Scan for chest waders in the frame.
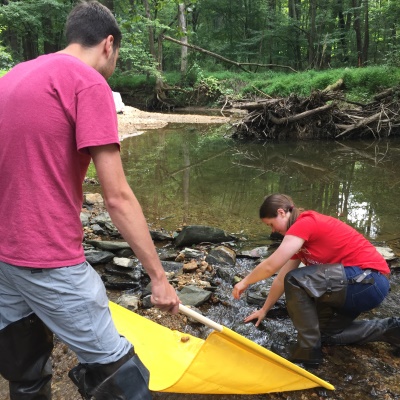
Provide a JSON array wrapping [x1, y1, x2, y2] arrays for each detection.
[[282, 263, 347, 366], [68, 347, 152, 400], [280, 263, 399, 366], [0, 314, 53, 399]]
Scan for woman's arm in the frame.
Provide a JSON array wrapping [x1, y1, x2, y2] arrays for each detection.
[[232, 234, 304, 326], [243, 259, 300, 326], [232, 235, 304, 298]]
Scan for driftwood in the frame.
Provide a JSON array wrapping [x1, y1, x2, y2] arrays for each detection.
[[230, 83, 400, 140]]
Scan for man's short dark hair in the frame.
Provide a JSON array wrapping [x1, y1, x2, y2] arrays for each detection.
[[65, 0, 122, 50]]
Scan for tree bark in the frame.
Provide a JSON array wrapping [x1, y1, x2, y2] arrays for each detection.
[[178, 3, 188, 74], [268, 103, 334, 125], [336, 0, 349, 63], [308, 0, 317, 68], [362, 0, 369, 65], [352, 0, 363, 66], [143, 0, 156, 60]]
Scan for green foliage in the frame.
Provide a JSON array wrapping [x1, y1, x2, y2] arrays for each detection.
[[109, 73, 156, 91], [180, 63, 227, 105], [86, 161, 97, 180], [219, 67, 400, 102], [112, 65, 400, 105], [0, 0, 70, 61], [116, 11, 167, 77], [0, 45, 13, 70], [342, 66, 400, 101], [1, 0, 399, 107]]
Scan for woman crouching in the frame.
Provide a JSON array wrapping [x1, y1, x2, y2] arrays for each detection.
[[232, 194, 397, 367]]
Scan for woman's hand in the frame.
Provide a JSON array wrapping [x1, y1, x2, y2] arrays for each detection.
[[232, 280, 249, 299], [244, 308, 268, 327]]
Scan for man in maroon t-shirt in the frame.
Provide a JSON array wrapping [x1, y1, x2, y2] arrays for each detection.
[[0, 2, 179, 399]]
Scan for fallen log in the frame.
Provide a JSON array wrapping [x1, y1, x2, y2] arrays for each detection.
[[233, 99, 282, 111], [322, 78, 344, 93], [268, 103, 334, 125]]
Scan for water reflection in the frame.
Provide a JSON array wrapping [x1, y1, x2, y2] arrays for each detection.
[[116, 124, 400, 248]]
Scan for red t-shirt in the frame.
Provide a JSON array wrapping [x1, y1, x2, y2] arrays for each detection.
[[287, 211, 389, 273], [0, 54, 119, 268]]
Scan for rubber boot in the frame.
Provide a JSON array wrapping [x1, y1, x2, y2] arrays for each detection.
[[69, 347, 152, 400], [323, 317, 400, 354], [279, 263, 348, 367], [0, 314, 54, 400]]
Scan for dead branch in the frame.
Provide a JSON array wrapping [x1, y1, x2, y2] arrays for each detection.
[[162, 35, 297, 73], [234, 99, 282, 111], [373, 87, 397, 101], [278, 155, 327, 171], [269, 103, 334, 125], [335, 112, 382, 138]]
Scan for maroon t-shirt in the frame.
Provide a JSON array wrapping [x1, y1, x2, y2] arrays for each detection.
[[0, 54, 119, 267], [287, 211, 389, 273]]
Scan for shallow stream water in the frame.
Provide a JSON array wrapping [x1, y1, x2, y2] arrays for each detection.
[[110, 124, 400, 399], [107, 124, 400, 249], [1, 123, 400, 399]]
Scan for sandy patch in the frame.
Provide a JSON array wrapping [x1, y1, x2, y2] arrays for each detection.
[[117, 106, 231, 139]]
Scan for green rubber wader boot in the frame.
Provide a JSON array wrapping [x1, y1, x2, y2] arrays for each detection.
[[282, 263, 348, 366], [69, 347, 152, 400], [0, 314, 54, 399]]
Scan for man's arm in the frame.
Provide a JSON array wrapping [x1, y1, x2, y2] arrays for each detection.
[[89, 144, 180, 313]]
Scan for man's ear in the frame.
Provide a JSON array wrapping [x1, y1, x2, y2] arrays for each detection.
[[104, 35, 114, 58]]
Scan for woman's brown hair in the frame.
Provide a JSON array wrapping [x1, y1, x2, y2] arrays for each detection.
[[259, 194, 300, 230]]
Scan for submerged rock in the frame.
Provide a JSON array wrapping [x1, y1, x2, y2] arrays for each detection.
[[174, 225, 236, 247], [205, 245, 236, 267]]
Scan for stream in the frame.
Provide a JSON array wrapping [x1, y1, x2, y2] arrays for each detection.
[[1, 123, 397, 400], [109, 124, 400, 400]]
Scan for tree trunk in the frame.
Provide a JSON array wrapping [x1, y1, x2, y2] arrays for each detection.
[[143, 0, 156, 59], [336, 0, 349, 63], [308, 0, 317, 68], [289, 0, 302, 69], [266, 0, 276, 64], [22, 33, 38, 61], [352, 0, 363, 66], [362, 0, 369, 65], [178, 3, 188, 74]]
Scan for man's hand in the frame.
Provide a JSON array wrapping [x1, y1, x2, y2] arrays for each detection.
[[150, 279, 180, 314]]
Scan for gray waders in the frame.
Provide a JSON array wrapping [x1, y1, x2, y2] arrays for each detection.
[[281, 263, 399, 366], [68, 347, 152, 400], [0, 314, 53, 399]]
